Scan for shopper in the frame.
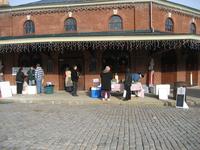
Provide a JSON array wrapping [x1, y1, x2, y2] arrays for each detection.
[[100, 66, 113, 101], [35, 64, 44, 94], [71, 65, 79, 96], [123, 68, 132, 101], [27, 66, 35, 85], [16, 67, 25, 94]]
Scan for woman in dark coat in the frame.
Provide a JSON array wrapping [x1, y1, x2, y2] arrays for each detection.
[[71, 65, 79, 96], [123, 68, 132, 100], [100, 66, 113, 101], [16, 67, 25, 94]]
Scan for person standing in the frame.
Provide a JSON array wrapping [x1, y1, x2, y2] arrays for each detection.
[[65, 67, 72, 92], [27, 66, 35, 85], [132, 72, 144, 82], [16, 67, 25, 94], [100, 66, 112, 101], [123, 68, 132, 101], [71, 65, 79, 96], [35, 64, 44, 94]]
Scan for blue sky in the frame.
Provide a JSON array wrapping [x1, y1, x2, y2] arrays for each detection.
[[9, 0, 200, 10]]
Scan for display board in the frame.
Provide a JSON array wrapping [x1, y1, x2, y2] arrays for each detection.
[[176, 95, 184, 107], [12, 67, 30, 76], [0, 81, 12, 98], [176, 87, 189, 109]]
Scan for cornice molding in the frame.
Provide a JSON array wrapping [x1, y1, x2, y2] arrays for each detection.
[[0, 0, 199, 16], [10, 3, 135, 16]]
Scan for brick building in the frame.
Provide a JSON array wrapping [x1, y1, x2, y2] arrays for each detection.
[[0, 0, 200, 90]]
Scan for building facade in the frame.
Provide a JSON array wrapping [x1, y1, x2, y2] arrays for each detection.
[[0, 0, 200, 90]]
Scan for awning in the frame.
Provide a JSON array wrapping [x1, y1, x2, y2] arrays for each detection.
[[0, 33, 200, 45], [0, 32, 200, 53]]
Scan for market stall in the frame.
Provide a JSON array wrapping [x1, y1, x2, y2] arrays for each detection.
[[111, 82, 144, 98]]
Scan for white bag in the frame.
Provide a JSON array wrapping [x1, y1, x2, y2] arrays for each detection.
[[105, 92, 108, 99], [123, 90, 127, 98]]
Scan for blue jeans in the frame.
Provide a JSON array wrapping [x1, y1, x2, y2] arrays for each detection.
[[36, 80, 43, 94]]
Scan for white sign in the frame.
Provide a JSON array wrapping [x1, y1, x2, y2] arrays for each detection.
[[12, 67, 31, 76], [0, 81, 12, 98], [176, 87, 189, 109], [93, 78, 99, 83], [177, 87, 186, 95]]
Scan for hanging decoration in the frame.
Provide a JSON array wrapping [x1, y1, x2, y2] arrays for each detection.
[[0, 39, 199, 54]]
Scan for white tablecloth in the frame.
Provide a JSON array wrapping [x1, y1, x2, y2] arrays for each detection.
[[111, 82, 144, 98]]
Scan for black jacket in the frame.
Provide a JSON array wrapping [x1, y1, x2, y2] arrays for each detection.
[[71, 69, 79, 82], [124, 72, 132, 87], [100, 72, 112, 90], [16, 70, 25, 83]]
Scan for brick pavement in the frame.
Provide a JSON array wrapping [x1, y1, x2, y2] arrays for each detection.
[[0, 102, 200, 150]]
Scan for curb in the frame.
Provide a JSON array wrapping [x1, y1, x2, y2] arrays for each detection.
[[163, 99, 200, 107]]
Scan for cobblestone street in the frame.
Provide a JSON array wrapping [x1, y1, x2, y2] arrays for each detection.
[[0, 102, 200, 150]]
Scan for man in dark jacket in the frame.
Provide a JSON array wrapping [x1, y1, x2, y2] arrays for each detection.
[[123, 68, 132, 100], [100, 66, 113, 101], [27, 66, 35, 85], [71, 65, 79, 96], [16, 67, 25, 94]]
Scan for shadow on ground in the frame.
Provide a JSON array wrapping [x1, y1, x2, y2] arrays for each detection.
[[187, 88, 200, 99], [0, 101, 13, 104]]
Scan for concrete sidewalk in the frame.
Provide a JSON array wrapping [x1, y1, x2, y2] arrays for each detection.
[[1, 88, 199, 107], [0, 91, 165, 106]]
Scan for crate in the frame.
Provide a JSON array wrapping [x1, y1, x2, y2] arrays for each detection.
[[90, 87, 101, 98], [44, 85, 54, 94]]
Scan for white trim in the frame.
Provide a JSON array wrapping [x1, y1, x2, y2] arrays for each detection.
[[0, 35, 200, 45], [0, 0, 200, 16]]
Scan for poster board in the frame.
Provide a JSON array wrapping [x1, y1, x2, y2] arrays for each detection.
[[176, 95, 184, 107], [155, 84, 170, 95], [0, 81, 12, 98], [12, 67, 30, 76], [176, 87, 189, 109]]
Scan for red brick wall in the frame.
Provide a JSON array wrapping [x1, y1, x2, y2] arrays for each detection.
[[0, 13, 12, 36], [196, 18, 200, 34], [152, 4, 200, 34], [1, 3, 199, 36], [10, 6, 136, 36], [0, 3, 199, 36], [135, 3, 150, 31]]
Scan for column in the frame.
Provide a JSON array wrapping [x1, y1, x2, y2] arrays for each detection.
[[153, 55, 161, 84], [176, 51, 186, 82], [197, 53, 200, 86]]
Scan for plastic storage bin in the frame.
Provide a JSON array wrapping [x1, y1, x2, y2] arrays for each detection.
[[44, 85, 54, 94], [91, 87, 101, 98]]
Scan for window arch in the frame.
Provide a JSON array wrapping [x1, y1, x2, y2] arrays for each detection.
[[190, 23, 196, 34], [109, 15, 123, 31], [64, 18, 77, 31], [24, 20, 35, 34], [165, 18, 174, 32]]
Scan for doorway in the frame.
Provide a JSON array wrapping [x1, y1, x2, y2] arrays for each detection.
[[186, 53, 198, 86], [58, 52, 85, 90], [161, 51, 177, 84]]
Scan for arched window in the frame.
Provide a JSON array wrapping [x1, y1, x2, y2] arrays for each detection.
[[64, 18, 77, 31], [190, 23, 196, 34], [109, 15, 123, 31], [165, 18, 174, 32], [24, 20, 35, 34]]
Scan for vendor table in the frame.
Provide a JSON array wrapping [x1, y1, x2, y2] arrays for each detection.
[[111, 82, 144, 98]]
